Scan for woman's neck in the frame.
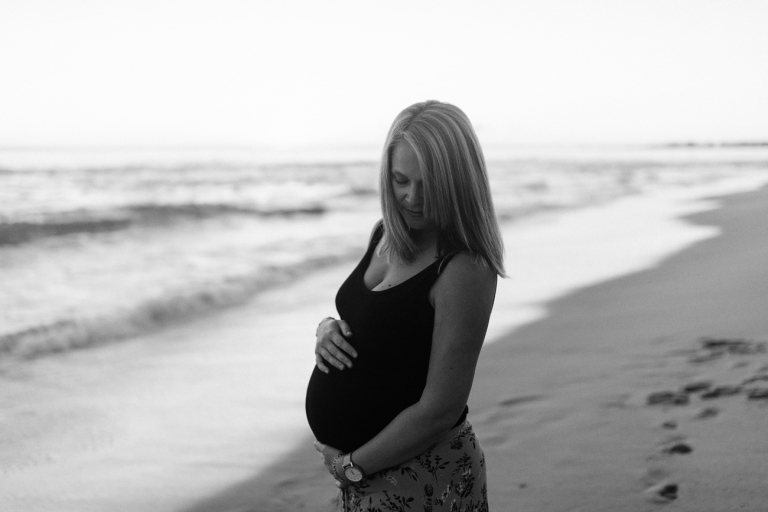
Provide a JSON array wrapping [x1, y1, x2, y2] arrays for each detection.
[[408, 226, 439, 254]]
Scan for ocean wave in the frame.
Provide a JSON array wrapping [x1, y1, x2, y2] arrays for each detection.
[[0, 252, 358, 361], [0, 218, 131, 246], [125, 202, 327, 221], [0, 203, 328, 246]]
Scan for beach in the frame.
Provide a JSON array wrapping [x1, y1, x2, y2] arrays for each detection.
[[1, 150, 768, 511], [472, 184, 768, 510], [178, 185, 768, 511]]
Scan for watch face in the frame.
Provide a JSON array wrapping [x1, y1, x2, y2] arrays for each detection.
[[344, 466, 363, 482]]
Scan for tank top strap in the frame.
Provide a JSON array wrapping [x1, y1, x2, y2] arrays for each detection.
[[369, 220, 385, 247], [436, 250, 460, 276]]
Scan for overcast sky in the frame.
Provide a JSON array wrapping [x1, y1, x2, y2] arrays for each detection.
[[1, 0, 766, 148]]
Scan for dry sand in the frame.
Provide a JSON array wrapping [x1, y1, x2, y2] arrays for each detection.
[[182, 186, 768, 512]]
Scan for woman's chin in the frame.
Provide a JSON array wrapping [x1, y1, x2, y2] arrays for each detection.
[[405, 218, 436, 233]]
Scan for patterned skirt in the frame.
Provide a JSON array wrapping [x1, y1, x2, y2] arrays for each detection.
[[339, 421, 489, 512]]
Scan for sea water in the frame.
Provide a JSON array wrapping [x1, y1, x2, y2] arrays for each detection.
[[1, 145, 767, 360]]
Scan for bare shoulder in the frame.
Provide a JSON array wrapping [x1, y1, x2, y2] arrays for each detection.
[[432, 252, 497, 306], [440, 252, 497, 287]]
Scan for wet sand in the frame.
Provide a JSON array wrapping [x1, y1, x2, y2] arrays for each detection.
[[182, 185, 768, 512]]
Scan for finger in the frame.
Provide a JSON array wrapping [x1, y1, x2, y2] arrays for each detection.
[[332, 336, 358, 359], [313, 441, 325, 453], [336, 319, 354, 338], [317, 346, 347, 371], [315, 354, 330, 374], [325, 338, 354, 367]]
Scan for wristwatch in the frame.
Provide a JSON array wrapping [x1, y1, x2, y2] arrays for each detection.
[[342, 453, 365, 482]]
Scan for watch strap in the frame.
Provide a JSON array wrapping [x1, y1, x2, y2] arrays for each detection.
[[331, 452, 343, 480]]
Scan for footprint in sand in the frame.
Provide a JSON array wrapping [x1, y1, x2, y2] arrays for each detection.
[[641, 468, 679, 504], [695, 406, 720, 419], [647, 483, 679, 503], [687, 337, 767, 364], [662, 443, 693, 455], [681, 381, 713, 394], [647, 435, 694, 460], [746, 388, 768, 400], [742, 374, 768, 385], [700, 385, 743, 399], [647, 391, 689, 406], [660, 420, 677, 430], [497, 394, 545, 407], [479, 394, 546, 435]]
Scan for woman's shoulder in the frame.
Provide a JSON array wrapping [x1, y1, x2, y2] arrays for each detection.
[[441, 251, 496, 276], [434, 252, 497, 298]]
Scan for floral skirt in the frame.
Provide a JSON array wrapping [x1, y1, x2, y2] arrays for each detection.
[[339, 421, 488, 512]]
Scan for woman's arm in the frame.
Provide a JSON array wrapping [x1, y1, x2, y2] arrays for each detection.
[[348, 252, 497, 476]]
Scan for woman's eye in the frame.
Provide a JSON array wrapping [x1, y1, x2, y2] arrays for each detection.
[[393, 176, 408, 185]]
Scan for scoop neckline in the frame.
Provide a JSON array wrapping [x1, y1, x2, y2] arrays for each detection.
[[358, 242, 443, 295]]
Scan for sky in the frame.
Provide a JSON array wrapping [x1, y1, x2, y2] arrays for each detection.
[[0, 0, 766, 148]]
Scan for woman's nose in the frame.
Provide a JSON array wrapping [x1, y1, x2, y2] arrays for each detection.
[[405, 184, 422, 205]]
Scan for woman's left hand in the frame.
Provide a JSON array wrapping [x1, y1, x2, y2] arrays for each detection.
[[314, 441, 349, 488]]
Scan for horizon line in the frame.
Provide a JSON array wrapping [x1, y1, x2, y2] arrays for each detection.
[[2, 141, 768, 152]]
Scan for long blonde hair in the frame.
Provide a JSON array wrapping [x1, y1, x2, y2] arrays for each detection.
[[379, 100, 506, 277]]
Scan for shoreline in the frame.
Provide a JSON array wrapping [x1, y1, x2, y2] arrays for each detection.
[[2, 177, 767, 511]]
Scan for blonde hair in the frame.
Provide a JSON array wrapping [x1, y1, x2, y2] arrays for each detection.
[[379, 100, 506, 277]]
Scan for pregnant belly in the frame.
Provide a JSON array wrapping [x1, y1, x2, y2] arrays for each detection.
[[305, 365, 421, 453]]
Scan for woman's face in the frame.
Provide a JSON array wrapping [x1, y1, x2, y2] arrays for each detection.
[[390, 141, 436, 232]]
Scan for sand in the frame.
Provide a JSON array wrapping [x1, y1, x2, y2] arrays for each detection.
[[2, 180, 768, 512], [182, 185, 768, 512], [471, 185, 768, 511]]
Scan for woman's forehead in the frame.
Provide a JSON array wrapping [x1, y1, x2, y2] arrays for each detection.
[[391, 141, 421, 176]]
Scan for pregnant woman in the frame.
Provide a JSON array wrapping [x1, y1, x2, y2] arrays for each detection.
[[306, 100, 505, 511]]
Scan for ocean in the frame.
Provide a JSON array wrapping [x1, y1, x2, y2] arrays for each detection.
[[1, 145, 766, 361]]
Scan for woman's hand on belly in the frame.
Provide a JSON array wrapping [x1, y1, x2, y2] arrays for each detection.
[[314, 441, 352, 488], [315, 317, 357, 373]]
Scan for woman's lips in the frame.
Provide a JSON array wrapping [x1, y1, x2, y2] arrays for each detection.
[[403, 207, 424, 216]]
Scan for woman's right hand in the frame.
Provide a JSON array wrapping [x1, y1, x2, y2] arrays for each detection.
[[315, 317, 357, 373]]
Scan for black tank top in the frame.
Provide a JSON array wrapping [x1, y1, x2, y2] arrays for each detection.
[[305, 223, 468, 453]]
